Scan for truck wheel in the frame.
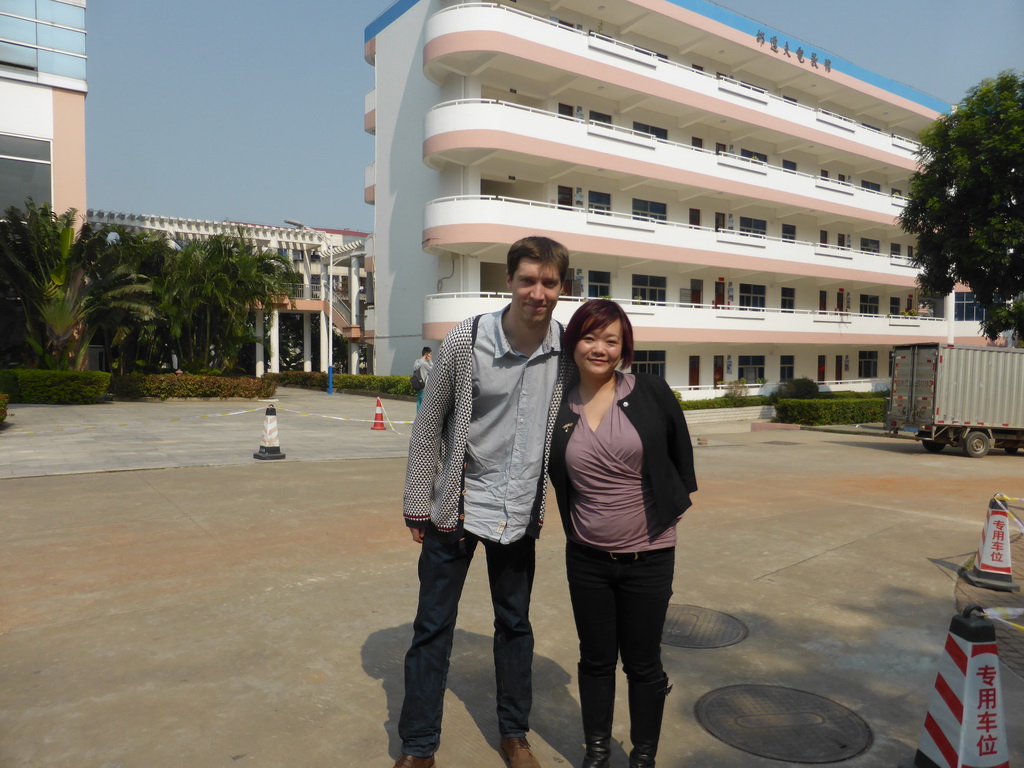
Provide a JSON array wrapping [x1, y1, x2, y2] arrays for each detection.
[[961, 431, 992, 458], [922, 440, 945, 453]]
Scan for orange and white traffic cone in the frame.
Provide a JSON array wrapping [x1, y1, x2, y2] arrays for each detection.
[[253, 404, 286, 460], [371, 396, 387, 431], [915, 605, 1009, 768], [961, 495, 1020, 593]]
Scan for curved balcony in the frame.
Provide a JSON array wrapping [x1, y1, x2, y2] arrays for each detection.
[[422, 196, 918, 285], [426, 99, 907, 221], [424, 3, 924, 168], [422, 292, 951, 345]]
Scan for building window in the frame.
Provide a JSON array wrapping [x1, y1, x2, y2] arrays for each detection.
[[890, 297, 901, 315], [689, 208, 701, 227], [740, 148, 767, 163], [557, 185, 573, 209], [837, 233, 848, 248], [588, 190, 611, 213], [632, 198, 667, 221], [860, 238, 880, 253], [954, 292, 988, 322], [781, 286, 795, 311], [589, 110, 613, 125], [780, 355, 795, 382], [739, 217, 767, 236], [739, 283, 766, 309], [0, 134, 52, 210], [738, 355, 765, 382], [859, 294, 880, 314], [890, 243, 902, 256], [858, 351, 879, 378], [819, 230, 828, 245], [782, 159, 797, 172], [691, 136, 704, 149], [632, 274, 666, 304], [588, 270, 611, 298], [860, 179, 881, 192], [632, 350, 666, 377], [714, 212, 726, 231], [891, 187, 903, 197], [715, 142, 727, 155], [781, 223, 796, 241], [558, 103, 574, 118], [633, 121, 668, 140]]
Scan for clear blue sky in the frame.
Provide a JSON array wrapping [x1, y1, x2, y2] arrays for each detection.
[[85, 0, 1022, 233]]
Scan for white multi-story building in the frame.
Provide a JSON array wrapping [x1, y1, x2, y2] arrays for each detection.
[[364, 0, 993, 393], [1, 0, 87, 215], [86, 211, 371, 375]]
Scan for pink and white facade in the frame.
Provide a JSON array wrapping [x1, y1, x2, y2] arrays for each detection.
[[364, 0, 990, 393]]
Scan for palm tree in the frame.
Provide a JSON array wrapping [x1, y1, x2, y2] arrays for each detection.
[[0, 201, 157, 370]]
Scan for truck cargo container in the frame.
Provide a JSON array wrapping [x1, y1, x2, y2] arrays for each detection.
[[887, 344, 1024, 458]]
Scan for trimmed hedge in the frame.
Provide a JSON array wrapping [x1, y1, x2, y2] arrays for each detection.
[[0, 370, 23, 403], [676, 395, 772, 411], [9, 370, 111, 404], [0, 393, 7, 425], [264, 371, 416, 397], [110, 374, 277, 400], [774, 397, 887, 426]]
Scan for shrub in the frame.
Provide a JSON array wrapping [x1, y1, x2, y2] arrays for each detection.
[[0, 370, 21, 403], [769, 376, 819, 404], [774, 397, 886, 426], [12, 370, 111, 404], [677, 395, 772, 411], [263, 371, 328, 390], [265, 372, 417, 397], [110, 374, 277, 400], [0, 393, 7, 425]]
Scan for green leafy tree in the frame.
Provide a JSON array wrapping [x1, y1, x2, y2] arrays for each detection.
[[0, 202, 157, 370], [157, 231, 297, 372], [899, 70, 1024, 341]]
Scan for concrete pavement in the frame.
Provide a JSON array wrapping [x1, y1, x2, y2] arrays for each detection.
[[1, 389, 1023, 767]]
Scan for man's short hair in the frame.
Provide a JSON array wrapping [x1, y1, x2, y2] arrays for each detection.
[[506, 236, 570, 283], [421, 346, 432, 355]]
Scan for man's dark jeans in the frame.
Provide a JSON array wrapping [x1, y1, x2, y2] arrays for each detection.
[[566, 541, 675, 682], [398, 527, 536, 756]]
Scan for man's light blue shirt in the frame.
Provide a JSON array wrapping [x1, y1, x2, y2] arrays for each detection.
[[463, 308, 561, 544]]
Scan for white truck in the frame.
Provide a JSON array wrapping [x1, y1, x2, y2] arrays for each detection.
[[887, 343, 1024, 458]]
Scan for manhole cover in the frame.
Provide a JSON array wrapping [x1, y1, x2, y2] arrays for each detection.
[[764, 440, 800, 445], [662, 605, 748, 648], [695, 685, 872, 763]]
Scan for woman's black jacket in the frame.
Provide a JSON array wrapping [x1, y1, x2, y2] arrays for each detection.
[[547, 372, 698, 541]]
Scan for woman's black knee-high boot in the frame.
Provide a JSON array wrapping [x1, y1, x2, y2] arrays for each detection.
[[628, 675, 671, 768], [578, 669, 615, 768]]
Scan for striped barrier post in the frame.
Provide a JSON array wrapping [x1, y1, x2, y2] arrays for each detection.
[[915, 605, 1009, 768]]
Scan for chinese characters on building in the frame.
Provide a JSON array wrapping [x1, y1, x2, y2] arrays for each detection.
[[756, 29, 831, 72]]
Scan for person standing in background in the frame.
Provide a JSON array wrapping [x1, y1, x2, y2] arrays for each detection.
[[412, 347, 432, 411]]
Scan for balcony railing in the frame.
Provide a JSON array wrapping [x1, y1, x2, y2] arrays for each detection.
[[428, 99, 910, 205], [428, 3, 923, 152], [423, 195, 916, 273]]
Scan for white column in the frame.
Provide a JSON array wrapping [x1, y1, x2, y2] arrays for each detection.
[[945, 291, 956, 344], [302, 313, 312, 372], [255, 310, 265, 377], [269, 309, 281, 374], [319, 309, 329, 372]]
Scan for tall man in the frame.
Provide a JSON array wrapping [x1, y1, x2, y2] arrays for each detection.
[[393, 237, 572, 768]]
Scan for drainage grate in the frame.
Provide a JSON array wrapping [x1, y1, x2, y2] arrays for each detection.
[[662, 605, 748, 649], [694, 685, 872, 763]]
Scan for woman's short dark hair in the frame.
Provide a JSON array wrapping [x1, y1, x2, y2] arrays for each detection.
[[506, 236, 570, 283], [564, 299, 635, 369]]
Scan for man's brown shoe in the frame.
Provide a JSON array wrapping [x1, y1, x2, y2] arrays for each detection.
[[500, 737, 541, 768], [392, 755, 435, 768]]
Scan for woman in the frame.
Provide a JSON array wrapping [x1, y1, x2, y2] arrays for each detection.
[[548, 299, 697, 768], [412, 346, 432, 411]]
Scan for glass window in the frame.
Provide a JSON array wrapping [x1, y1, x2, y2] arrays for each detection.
[[36, 24, 85, 54], [0, 133, 50, 161], [738, 355, 765, 381], [739, 217, 766, 236], [589, 110, 612, 125], [557, 185, 573, 209], [781, 223, 796, 241], [688, 208, 701, 227], [859, 237, 880, 253], [0, 156, 52, 210], [859, 294, 880, 314], [588, 190, 611, 213], [0, 40, 37, 69], [36, 1, 86, 29], [691, 137, 703, 149], [858, 351, 878, 378], [890, 243, 902, 256], [632, 198, 666, 221], [782, 159, 797, 172], [740, 148, 767, 163], [632, 274, 666, 304], [890, 297, 901, 315], [860, 179, 881, 192], [739, 283, 766, 309], [0, 13, 35, 44], [558, 103, 574, 118], [37, 49, 85, 78], [588, 270, 610, 298], [780, 355, 795, 382], [0, 0, 35, 16], [633, 121, 667, 140], [632, 350, 666, 377], [781, 286, 795, 311], [954, 292, 988, 322]]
